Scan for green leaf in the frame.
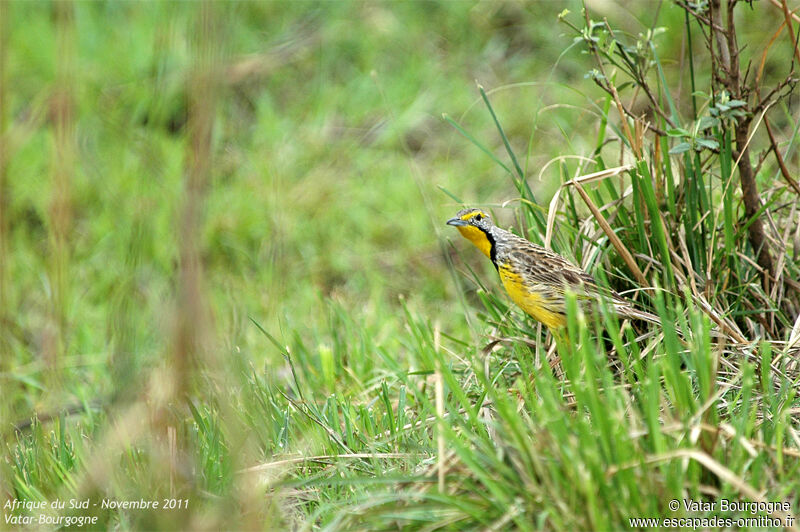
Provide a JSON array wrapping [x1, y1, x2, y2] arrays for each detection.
[[695, 138, 719, 150], [669, 142, 691, 154], [697, 116, 719, 129], [667, 128, 690, 137]]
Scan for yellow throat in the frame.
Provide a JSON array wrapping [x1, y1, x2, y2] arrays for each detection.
[[455, 225, 493, 259]]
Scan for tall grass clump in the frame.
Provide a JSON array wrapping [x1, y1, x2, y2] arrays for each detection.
[[324, 2, 800, 529]]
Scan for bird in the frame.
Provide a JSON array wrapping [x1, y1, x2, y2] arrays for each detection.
[[447, 208, 660, 331]]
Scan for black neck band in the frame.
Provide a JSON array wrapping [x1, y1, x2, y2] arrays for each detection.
[[483, 229, 498, 270]]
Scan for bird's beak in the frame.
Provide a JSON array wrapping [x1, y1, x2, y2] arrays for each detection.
[[446, 217, 467, 227]]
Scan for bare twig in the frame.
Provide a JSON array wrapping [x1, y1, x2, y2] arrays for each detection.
[[764, 115, 800, 195], [754, 74, 797, 114], [676, 0, 726, 32], [582, 10, 641, 159], [604, 21, 677, 129], [774, 0, 800, 63]]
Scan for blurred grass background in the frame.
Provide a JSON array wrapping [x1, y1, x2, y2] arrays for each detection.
[[3, 0, 597, 409], [2, 1, 800, 530]]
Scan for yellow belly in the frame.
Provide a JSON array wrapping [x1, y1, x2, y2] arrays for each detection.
[[498, 265, 566, 329]]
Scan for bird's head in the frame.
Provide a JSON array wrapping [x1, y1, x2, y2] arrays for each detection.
[[446, 208, 495, 259]]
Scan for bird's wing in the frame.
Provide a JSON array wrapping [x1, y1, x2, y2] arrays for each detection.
[[502, 236, 660, 323]]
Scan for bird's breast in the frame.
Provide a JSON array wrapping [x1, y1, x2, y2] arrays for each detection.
[[497, 262, 566, 329]]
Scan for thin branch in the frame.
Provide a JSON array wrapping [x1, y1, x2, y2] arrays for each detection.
[[582, 10, 641, 159], [604, 21, 677, 129], [764, 115, 800, 196], [772, 0, 800, 61], [754, 74, 797, 114], [591, 78, 668, 136], [676, 0, 726, 32]]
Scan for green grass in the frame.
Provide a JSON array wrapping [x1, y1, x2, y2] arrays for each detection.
[[3, 1, 800, 530]]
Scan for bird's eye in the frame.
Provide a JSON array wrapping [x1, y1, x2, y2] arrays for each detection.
[[475, 214, 483, 221]]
